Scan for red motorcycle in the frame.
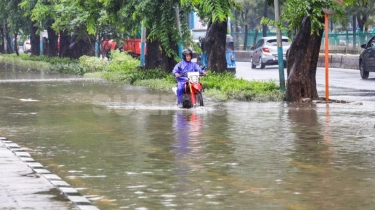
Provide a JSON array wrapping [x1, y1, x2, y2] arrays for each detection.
[[173, 71, 204, 109]]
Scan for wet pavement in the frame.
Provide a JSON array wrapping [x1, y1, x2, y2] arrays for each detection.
[[0, 137, 79, 209], [0, 63, 101, 209]]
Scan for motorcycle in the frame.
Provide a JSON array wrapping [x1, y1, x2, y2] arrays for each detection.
[[173, 71, 204, 109]]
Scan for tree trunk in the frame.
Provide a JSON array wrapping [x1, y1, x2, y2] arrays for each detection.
[[242, 24, 248, 51], [145, 39, 161, 70], [352, 15, 357, 48], [160, 34, 178, 72], [30, 22, 40, 56], [286, 16, 323, 102], [59, 30, 70, 58], [161, 51, 177, 73], [205, 20, 227, 72], [241, 9, 249, 51], [69, 38, 95, 59], [0, 27, 3, 53], [47, 27, 58, 57], [59, 32, 94, 59], [14, 33, 19, 56], [6, 36, 13, 53], [356, 15, 367, 46], [356, 15, 367, 32], [3, 20, 8, 54], [252, 29, 259, 48], [81, 38, 95, 56]]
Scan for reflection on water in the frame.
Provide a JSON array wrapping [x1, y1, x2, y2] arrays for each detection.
[[1, 63, 375, 209], [0, 62, 85, 81]]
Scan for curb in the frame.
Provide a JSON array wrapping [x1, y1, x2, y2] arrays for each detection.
[[0, 136, 99, 210]]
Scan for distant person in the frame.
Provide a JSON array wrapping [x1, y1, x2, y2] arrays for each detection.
[[102, 38, 117, 60], [199, 37, 205, 52]]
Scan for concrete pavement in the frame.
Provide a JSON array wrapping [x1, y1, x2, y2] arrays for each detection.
[[0, 137, 99, 210]]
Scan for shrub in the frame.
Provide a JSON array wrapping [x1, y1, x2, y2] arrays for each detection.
[[201, 71, 282, 101], [16, 54, 74, 65], [79, 55, 108, 73], [107, 50, 139, 73], [49, 63, 83, 75], [0, 52, 284, 102], [0, 54, 50, 70]]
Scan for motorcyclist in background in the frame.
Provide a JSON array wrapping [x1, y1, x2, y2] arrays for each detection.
[[172, 49, 206, 108]]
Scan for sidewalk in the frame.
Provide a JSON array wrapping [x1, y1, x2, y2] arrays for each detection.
[[0, 137, 98, 210]]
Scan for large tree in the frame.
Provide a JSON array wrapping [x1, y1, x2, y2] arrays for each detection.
[[1, 0, 30, 54], [29, 0, 96, 58], [185, 0, 239, 72], [77, 0, 192, 71], [280, 0, 350, 102]]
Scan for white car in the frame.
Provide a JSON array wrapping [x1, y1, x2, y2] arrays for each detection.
[[250, 36, 291, 69], [23, 39, 31, 53]]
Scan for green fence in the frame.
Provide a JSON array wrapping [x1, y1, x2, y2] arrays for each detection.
[[232, 30, 375, 54], [232, 31, 289, 50]]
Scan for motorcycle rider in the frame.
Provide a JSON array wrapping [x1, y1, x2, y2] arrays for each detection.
[[172, 49, 206, 108]]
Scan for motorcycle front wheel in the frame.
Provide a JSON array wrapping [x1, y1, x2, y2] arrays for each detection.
[[195, 92, 204, 106]]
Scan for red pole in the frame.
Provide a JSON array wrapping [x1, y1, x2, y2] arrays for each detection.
[[325, 13, 329, 102]]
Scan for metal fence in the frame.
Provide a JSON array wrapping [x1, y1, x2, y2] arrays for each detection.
[[232, 30, 375, 54]]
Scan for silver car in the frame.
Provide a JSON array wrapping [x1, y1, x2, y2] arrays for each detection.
[[250, 36, 291, 69]]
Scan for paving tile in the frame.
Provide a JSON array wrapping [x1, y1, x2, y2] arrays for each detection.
[[14, 152, 31, 157], [67, 196, 91, 204], [27, 162, 44, 168], [59, 187, 79, 194], [33, 168, 51, 174], [51, 180, 71, 187], [42, 174, 62, 180]]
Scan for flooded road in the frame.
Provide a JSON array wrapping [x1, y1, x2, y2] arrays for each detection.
[[0, 63, 375, 210]]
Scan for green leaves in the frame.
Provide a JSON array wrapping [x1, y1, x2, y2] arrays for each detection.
[[30, 1, 50, 21], [282, 0, 350, 35], [182, 0, 235, 23]]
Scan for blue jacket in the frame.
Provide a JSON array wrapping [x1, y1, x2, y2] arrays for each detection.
[[172, 60, 205, 83]]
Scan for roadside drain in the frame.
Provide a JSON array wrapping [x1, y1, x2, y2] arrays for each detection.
[[0, 136, 99, 210]]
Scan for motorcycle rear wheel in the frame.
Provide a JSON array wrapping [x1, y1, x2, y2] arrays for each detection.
[[195, 92, 204, 106]]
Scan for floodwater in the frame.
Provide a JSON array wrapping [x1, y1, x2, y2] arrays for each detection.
[[1, 63, 375, 210]]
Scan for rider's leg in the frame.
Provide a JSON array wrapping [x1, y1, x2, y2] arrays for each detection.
[[176, 81, 185, 105]]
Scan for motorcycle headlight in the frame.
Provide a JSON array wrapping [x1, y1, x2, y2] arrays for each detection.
[[231, 55, 235, 61]]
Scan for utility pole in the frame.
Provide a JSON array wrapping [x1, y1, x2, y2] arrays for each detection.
[[322, 0, 343, 102], [140, 22, 146, 66], [274, 0, 285, 92], [3, 20, 8, 53]]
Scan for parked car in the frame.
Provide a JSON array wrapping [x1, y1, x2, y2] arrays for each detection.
[[23, 39, 31, 53], [359, 36, 375, 79], [250, 36, 291, 69]]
